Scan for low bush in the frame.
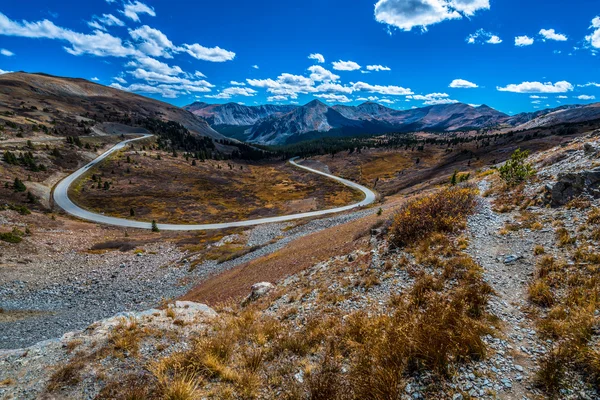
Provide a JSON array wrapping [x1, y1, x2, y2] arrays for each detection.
[[389, 186, 478, 247]]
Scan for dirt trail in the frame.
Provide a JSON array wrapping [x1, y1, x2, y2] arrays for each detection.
[[467, 183, 554, 399]]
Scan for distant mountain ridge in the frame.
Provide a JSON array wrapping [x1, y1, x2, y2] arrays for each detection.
[[186, 99, 600, 145], [186, 99, 510, 145]]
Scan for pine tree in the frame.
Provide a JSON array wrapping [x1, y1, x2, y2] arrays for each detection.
[[13, 177, 26, 192], [151, 220, 160, 232], [450, 170, 458, 186], [130, 208, 135, 217]]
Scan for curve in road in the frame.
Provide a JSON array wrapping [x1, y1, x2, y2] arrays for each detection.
[[53, 134, 377, 231]]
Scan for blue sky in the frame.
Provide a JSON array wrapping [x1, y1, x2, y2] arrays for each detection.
[[0, 0, 598, 115]]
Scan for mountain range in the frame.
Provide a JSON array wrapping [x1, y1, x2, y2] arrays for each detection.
[[1, 72, 599, 147], [186, 99, 600, 145], [0, 72, 223, 139]]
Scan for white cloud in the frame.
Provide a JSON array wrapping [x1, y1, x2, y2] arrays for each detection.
[[308, 53, 325, 63], [515, 35, 534, 46], [252, 65, 259, 69], [408, 92, 460, 105], [366, 65, 391, 71], [467, 29, 502, 44], [127, 56, 183, 76], [315, 93, 352, 103], [379, 99, 395, 104], [315, 82, 353, 94], [308, 65, 339, 82], [497, 81, 574, 93], [121, 1, 155, 22], [113, 76, 127, 84], [0, 48, 14, 56], [230, 80, 245, 86], [332, 60, 361, 71], [539, 28, 567, 42], [586, 17, 600, 49], [129, 25, 174, 58], [449, 78, 478, 88], [88, 14, 124, 31], [578, 82, 600, 88], [374, 0, 489, 32], [352, 81, 413, 95], [576, 95, 596, 100], [0, 12, 136, 57], [91, 77, 99, 81], [529, 95, 547, 99], [181, 43, 235, 62], [194, 71, 206, 78], [0, 69, 11, 74], [206, 86, 257, 99], [267, 95, 288, 102], [556, 95, 568, 99], [531, 100, 541, 104], [247, 73, 317, 99]]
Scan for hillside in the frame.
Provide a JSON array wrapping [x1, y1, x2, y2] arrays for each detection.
[[0, 72, 223, 140], [186, 99, 512, 145]]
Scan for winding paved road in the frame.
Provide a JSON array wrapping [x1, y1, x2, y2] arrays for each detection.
[[53, 134, 377, 231]]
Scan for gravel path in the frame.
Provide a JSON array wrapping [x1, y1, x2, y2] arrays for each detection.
[[0, 208, 375, 349]]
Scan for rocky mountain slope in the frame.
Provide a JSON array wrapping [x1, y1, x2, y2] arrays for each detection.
[[184, 99, 512, 145], [0, 72, 223, 139], [185, 102, 296, 126], [187, 98, 600, 145]]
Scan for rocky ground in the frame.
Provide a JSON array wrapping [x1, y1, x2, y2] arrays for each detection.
[[0, 206, 374, 349], [1, 133, 599, 399]]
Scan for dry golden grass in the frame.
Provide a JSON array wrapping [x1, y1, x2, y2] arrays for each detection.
[[70, 151, 362, 224], [389, 186, 478, 247]]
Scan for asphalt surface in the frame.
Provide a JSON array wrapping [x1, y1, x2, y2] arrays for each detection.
[[53, 135, 377, 231]]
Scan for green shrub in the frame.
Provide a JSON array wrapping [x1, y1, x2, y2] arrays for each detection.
[[499, 148, 535, 186]]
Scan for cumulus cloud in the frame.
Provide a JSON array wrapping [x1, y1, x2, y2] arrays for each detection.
[[308, 65, 339, 82], [0, 48, 14, 56], [352, 81, 413, 95], [181, 43, 235, 62], [194, 71, 206, 78], [206, 86, 257, 99], [91, 77, 99, 81], [252, 65, 259, 69], [496, 81, 574, 93], [467, 29, 502, 44], [379, 99, 395, 104], [332, 60, 361, 71], [111, 82, 180, 98], [449, 79, 478, 88], [578, 82, 600, 88], [267, 95, 288, 102], [129, 25, 174, 58], [529, 95, 547, 99], [374, 0, 490, 32], [0, 68, 11, 74], [0, 12, 136, 57], [556, 95, 568, 99], [539, 28, 568, 42], [88, 14, 124, 31], [113, 76, 127, 84], [247, 73, 317, 99], [127, 56, 183, 76], [515, 35, 534, 46], [315, 93, 352, 103], [408, 92, 458, 105], [121, 1, 155, 22], [586, 17, 600, 49], [315, 82, 353, 94], [366, 65, 391, 71], [230, 80, 245, 86], [576, 95, 596, 100], [308, 53, 325, 63]]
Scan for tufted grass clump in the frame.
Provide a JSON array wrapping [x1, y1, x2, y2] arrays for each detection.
[[389, 186, 478, 247]]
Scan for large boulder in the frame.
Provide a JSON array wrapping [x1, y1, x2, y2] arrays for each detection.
[[550, 167, 600, 206], [241, 282, 275, 306]]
